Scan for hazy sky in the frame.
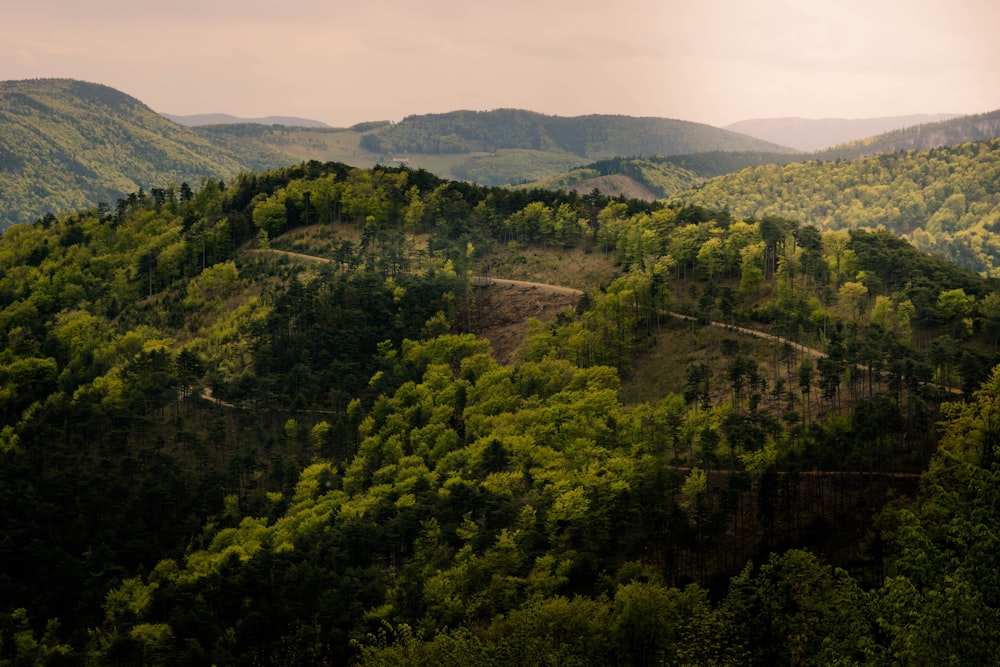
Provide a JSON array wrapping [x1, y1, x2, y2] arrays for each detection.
[[3, 0, 998, 127]]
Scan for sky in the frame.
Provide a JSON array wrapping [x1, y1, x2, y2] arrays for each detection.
[[3, 0, 998, 128]]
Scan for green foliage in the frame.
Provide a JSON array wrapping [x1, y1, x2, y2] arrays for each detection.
[[362, 109, 792, 160], [0, 79, 296, 229], [7, 141, 1000, 665], [673, 138, 1000, 275], [815, 109, 1000, 160], [519, 156, 704, 199]]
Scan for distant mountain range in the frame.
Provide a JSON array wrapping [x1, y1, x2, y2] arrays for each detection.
[[2, 78, 999, 231], [162, 112, 331, 128], [361, 109, 796, 158], [0, 80, 796, 228], [724, 114, 962, 152]]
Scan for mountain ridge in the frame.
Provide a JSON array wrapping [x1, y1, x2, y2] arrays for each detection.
[[725, 113, 962, 152], [162, 112, 331, 128], [361, 108, 798, 159]]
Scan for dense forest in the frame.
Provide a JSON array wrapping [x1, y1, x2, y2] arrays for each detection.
[[674, 138, 1000, 276], [1, 158, 1000, 665]]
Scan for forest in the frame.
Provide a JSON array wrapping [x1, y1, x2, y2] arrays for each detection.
[[675, 138, 1000, 276], [358, 109, 792, 159], [1, 158, 999, 665]]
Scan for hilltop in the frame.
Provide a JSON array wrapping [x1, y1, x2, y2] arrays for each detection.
[[362, 108, 795, 158]]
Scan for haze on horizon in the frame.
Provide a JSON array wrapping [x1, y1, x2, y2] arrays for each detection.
[[2, 0, 998, 128]]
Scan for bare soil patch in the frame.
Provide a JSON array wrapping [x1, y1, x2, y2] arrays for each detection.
[[471, 278, 583, 364]]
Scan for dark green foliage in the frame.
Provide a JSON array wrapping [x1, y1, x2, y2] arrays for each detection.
[[675, 137, 1000, 274], [361, 109, 794, 158], [6, 149, 1000, 665]]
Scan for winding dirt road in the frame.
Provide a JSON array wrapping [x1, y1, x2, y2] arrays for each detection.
[[254, 248, 831, 359]]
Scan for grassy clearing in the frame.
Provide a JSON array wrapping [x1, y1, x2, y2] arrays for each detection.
[[481, 242, 621, 291]]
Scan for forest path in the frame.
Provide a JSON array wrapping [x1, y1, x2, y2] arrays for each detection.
[[666, 312, 828, 360], [252, 248, 832, 361]]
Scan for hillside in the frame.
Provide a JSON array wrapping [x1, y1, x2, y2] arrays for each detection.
[[0, 79, 300, 228], [0, 80, 802, 226], [2, 160, 1000, 663], [515, 156, 702, 199], [520, 112, 1000, 202], [815, 109, 1000, 160], [361, 108, 796, 159], [671, 138, 1000, 275], [725, 113, 961, 152], [517, 153, 803, 201]]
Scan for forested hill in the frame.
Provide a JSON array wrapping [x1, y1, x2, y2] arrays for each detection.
[[0, 79, 298, 229], [724, 113, 962, 152], [516, 152, 803, 200], [673, 137, 1000, 275], [3, 159, 1000, 662], [814, 109, 1000, 160], [359, 108, 797, 158]]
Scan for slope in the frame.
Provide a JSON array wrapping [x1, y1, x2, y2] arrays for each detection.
[[814, 109, 1000, 160], [162, 112, 330, 127], [0, 78, 298, 229], [725, 113, 961, 152], [361, 108, 797, 159]]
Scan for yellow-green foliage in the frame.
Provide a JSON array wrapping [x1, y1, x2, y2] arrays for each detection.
[[674, 138, 1000, 275]]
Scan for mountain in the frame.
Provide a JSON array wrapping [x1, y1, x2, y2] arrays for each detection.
[[725, 113, 961, 152], [162, 112, 331, 128], [361, 108, 797, 159], [0, 79, 299, 229]]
